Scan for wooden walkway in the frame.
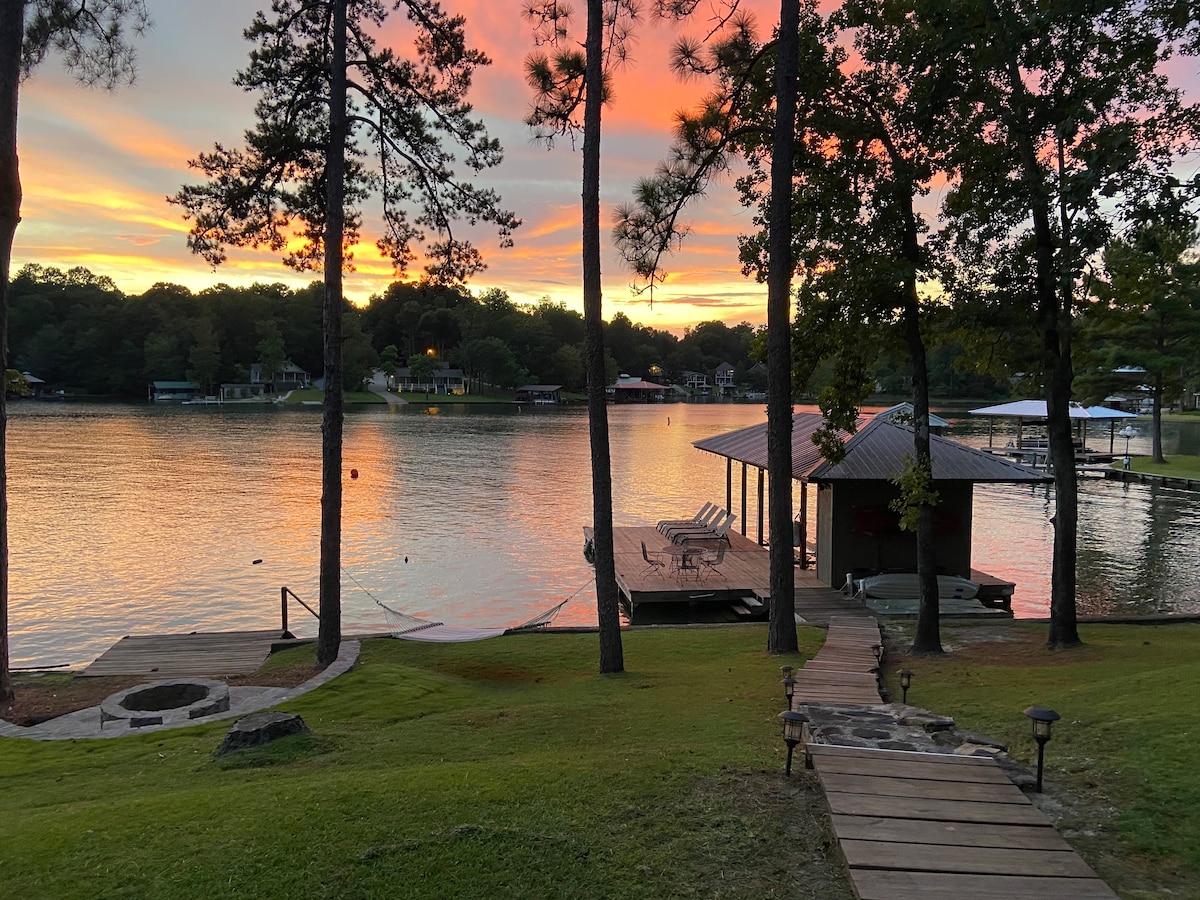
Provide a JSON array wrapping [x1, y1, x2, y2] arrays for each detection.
[[809, 744, 1117, 898], [82, 631, 281, 677], [792, 616, 883, 706]]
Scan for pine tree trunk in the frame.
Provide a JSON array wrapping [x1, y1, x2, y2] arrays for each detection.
[[899, 195, 942, 654], [583, 0, 623, 674], [766, 0, 799, 655], [0, 0, 23, 701], [904, 295, 942, 654], [317, 0, 348, 667]]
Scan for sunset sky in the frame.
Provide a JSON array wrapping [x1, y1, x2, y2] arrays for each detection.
[[15, 1, 783, 334]]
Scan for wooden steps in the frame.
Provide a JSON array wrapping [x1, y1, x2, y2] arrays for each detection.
[[809, 744, 1117, 899]]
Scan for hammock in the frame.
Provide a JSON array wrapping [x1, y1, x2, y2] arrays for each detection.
[[344, 567, 583, 643], [378, 598, 571, 643]]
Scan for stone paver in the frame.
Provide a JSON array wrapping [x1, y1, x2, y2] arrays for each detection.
[[0, 640, 359, 741]]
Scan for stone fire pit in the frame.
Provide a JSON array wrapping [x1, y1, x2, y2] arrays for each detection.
[[100, 678, 231, 729]]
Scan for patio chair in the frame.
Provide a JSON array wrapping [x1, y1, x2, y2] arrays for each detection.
[[658, 503, 718, 537], [698, 543, 727, 579], [640, 541, 666, 577]]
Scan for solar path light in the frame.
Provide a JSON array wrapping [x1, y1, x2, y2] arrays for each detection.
[[899, 668, 912, 704], [779, 710, 810, 776], [1024, 705, 1061, 793]]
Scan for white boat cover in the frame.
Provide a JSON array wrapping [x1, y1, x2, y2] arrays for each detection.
[[857, 574, 979, 600]]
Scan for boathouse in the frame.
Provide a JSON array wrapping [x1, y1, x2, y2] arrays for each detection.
[[692, 411, 1051, 589]]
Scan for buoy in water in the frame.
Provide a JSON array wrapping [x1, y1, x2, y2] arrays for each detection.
[[350, 468, 359, 479]]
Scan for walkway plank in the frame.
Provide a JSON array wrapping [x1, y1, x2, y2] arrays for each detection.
[[824, 792, 1049, 826], [830, 815, 1070, 851], [841, 840, 1098, 877], [850, 871, 1117, 899], [815, 754, 1014, 784], [820, 772, 1032, 804]]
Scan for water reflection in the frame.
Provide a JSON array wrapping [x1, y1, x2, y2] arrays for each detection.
[[6, 402, 1200, 668]]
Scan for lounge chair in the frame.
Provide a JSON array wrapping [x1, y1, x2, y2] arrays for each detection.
[[658, 503, 720, 537], [675, 512, 737, 544], [667, 513, 729, 542], [656, 502, 714, 533], [662, 506, 725, 540], [640, 541, 666, 577]]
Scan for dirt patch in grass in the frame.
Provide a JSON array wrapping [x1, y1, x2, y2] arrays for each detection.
[[886, 622, 1102, 667], [3, 660, 324, 727]]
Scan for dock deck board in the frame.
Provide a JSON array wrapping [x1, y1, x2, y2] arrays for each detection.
[[82, 630, 280, 677]]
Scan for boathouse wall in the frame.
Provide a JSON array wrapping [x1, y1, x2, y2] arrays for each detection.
[[815, 480, 974, 586]]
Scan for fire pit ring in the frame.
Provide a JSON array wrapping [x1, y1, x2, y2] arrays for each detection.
[[100, 678, 231, 729]]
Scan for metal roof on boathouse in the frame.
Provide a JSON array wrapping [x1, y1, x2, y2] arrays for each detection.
[[692, 412, 1050, 484]]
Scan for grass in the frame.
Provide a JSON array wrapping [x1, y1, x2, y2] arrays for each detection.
[[0, 627, 852, 900], [396, 391, 514, 404], [282, 389, 386, 405], [885, 620, 1200, 898], [1122, 455, 1200, 479]]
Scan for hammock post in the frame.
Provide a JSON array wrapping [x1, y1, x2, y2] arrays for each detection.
[[281, 586, 295, 640]]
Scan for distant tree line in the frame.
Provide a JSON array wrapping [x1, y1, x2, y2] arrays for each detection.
[[7, 265, 778, 398]]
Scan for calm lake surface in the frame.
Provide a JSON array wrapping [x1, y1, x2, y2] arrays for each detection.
[[8, 401, 1200, 669]]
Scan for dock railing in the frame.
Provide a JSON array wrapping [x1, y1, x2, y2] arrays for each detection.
[[280, 586, 319, 639]]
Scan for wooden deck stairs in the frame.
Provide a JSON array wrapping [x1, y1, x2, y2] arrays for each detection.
[[809, 744, 1117, 898]]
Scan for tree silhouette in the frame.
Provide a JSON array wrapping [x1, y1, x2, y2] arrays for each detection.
[[172, 0, 518, 665], [0, 0, 150, 700]]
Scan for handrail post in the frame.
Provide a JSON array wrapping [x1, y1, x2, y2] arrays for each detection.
[[281, 585, 295, 639]]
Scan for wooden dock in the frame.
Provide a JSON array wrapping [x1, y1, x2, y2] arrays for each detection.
[[792, 616, 883, 706], [809, 743, 1117, 898], [612, 526, 773, 616], [82, 631, 282, 677]]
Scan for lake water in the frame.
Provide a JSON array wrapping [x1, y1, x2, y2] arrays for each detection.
[[7, 401, 1200, 669]]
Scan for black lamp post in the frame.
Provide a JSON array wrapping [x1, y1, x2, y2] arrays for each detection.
[[779, 710, 810, 776], [782, 674, 796, 709], [899, 668, 912, 704], [1120, 424, 1136, 469], [1024, 705, 1060, 793]]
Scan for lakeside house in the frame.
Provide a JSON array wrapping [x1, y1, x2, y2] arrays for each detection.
[[394, 362, 466, 395]]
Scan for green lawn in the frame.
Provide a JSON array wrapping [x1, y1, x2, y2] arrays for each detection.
[[0, 628, 851, 900], [1124, 455, 1200, 479], [9, 623, 1198, 897], [396, 391, 514, 404], [282, 388, 386, 405], [886, 621, 1200, 897]]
